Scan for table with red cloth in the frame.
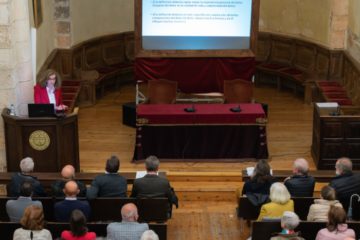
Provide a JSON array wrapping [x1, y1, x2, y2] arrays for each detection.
[[133, 103, 268, 162]]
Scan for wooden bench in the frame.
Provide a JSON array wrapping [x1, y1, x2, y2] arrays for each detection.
[[0, 197, 169, 223], [241, 169, 347, 183], [0, 222, 167, 240], [255, 32, 344, 104], [237, 196, 315, 221], [252, 220, 360, 240]]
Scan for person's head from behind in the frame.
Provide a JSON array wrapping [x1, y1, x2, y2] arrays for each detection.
[[20, 181, 33, 197], [20, 205, 45, 230], [321, 185, 336, 201], [61, 165, 75, 180], [105, 155, 120, 173], [269, 182, 291, 204], [327, 205, 347, 232], [140, 230, 159, 240], [39, 69, 61, 88], [20, 157, 34, 174], [63, 180, 79, 198], [335, 157, 352, 176], [252, 159, 271, 183], [145, 155, 160, 172], [121, 203, 138, 222], [281, 211, 300, 231], [70, 209, 88, 237], [293, 158, 309, 175]]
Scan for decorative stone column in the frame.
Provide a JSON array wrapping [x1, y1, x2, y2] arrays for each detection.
[[54, 0, 71, 48], [329, 0, 349, 49], [0, 0, 34, 171]]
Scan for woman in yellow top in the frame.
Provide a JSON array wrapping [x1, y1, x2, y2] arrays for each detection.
[[258, 182, 294, 220]]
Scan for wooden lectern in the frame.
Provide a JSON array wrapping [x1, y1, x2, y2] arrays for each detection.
[[2, 108, 80, 172]]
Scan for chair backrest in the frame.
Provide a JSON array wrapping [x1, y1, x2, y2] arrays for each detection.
[[223, 79, 253, 103], [147, 79, 177, 104]]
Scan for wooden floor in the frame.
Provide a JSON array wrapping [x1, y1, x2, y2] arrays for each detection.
[[77, 83, 314, 240]]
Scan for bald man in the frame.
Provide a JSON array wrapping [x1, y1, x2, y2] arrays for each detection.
[[51, 165, 86, 197], [284, 158, 315, 197], [107, 203, 149, 240], [54, 180, 91, 222], [330, 157, 360, 211]]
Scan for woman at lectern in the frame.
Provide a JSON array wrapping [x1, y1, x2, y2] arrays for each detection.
[[34, 69, 68, 111]]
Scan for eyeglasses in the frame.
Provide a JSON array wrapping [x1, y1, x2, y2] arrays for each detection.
[[48, 76, 57, 80]]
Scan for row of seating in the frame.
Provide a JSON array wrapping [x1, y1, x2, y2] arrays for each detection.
[[237, 196, 360, 221], [0, 197, 169, 223], [315, 80, 354, 106], [0, 222, 167, 240], [251, 220, 360, 240]]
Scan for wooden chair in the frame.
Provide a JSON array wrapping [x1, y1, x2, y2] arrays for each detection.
[[223, 79, 253, 103], [147, 79, 178, 104]]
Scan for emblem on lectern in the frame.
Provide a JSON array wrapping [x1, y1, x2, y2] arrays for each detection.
[[29, 130, 50, 151]]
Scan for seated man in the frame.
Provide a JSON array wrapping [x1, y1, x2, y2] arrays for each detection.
[[330, 157, 360, 211], [86, 155, 127, 199], [51, 164, 86, 197], [107, 203, 149, 240], [131, 156, 177, 215], [270, 211, 304, 240], [8, 157, 46, 197], [6, 182, 43, 222], [54, 180, 91, 222], [284, 158, 315, 197]]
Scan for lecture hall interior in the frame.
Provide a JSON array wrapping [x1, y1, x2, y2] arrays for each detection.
[[1, 0, 360, 239]]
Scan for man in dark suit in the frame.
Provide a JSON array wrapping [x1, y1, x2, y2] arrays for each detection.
[[284, 158, 315, 197], [54, 180, 91, 222], [8, 157, 46, 197], [51, 164, 86, 197], [131, 156, 176, 216], [86, 155, 127, 199], [330, 157, 360, 211]]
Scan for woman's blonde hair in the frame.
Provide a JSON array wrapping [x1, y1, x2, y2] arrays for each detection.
[[20, 205, 45, 231], [270, 182, 291, 204], [38, 69, 62, 88]]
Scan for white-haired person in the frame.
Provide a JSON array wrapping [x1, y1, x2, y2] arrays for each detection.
[[140, 230, 159, 240], [270, 211, 304, 240], [307, 185, 343, 221], [8, 157, 46, 197], [284, 158, 315, 197], [257, 182, 294, 220]]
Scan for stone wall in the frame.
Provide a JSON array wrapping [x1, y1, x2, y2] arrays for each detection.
[[259, 0, 349, 49], [347, 0, 360, 63], [0, 0, 34, 171]]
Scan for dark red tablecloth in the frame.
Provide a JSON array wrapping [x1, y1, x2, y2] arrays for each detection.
[[133, 104, 268, 161], [137, 103, 265, 125]]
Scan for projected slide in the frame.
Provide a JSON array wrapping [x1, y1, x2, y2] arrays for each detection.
[[142, 0, 252, 50]]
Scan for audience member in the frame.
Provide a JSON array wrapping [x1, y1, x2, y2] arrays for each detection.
[[61, 209, 96, 240], [52, 164, 86, 197], [270, 211, 304, 240], [315, 205, 355, 240], [329, 157, 360, 211], [257, 182, 294, 220], [6, 182, 43, 222], [131, 156, 176, 215], [13, 205, 52, 240], [86, 155, 127, 199], [242, 159, 275, 196], [141, 230, 159, 240], [107, 203, 149, 240], [8, 157, 46, 197], [284, 158, 315, 197], [307, 185, 343, 221], [54, 181, 91, 222]]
